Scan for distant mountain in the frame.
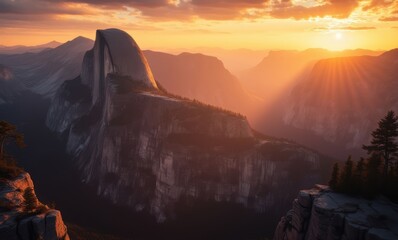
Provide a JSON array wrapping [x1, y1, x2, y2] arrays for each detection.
[[282, 49, 398, 156], [240, 48, 382, 100], [0, 36, 94, 98], [243, 48, 384, 158], [144, 50, 259, 115], [0, 41, 62, 54], [162, 47, 269, 74]]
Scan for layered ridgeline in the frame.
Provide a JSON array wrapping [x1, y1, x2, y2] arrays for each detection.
[[0, 35, 257, 118], [0, 172, 69, 240], [283, 50, 398, 157], [0, 37, 94, 100], [144, 50, 258, 116], [273, 185, 398, 240], [46, 28, 329, 222], [0, 41, 62, 55]]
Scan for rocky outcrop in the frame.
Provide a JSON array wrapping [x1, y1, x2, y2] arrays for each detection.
[[0, 173, 69, 240], [273, 185, 398, 240], [46, 28, 328, 221]]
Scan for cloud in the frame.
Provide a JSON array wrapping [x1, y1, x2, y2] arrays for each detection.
[[362, 0, 394, 11], [58, 0, 271, 20], [378, 6, 398, 21], [0, 0, 273, 21], [190, 0, 266, 8], [380, 16, 398, 21], [270, 0, 359, 19], [313, 26, 376, 31], [58, 0, 268, 8], [0, 0, 395, 31], [0, 0, 86, 15], [54, 0, 168, 8]]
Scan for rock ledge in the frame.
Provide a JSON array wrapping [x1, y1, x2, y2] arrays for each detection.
[[274, 185, 398, 240]]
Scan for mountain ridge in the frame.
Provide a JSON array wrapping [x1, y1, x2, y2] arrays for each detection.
[[282, 48, 398, 156], [0, 41, 63, 55]]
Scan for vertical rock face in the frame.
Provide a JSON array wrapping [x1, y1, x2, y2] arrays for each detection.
[[0, 173, 69, 240], [46, 28, 328, 221], [273, 185, 398, 240], [87, 29, 158, 103]]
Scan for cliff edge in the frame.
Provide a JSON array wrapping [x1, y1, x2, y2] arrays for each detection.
[[274, 185, 398, 240]]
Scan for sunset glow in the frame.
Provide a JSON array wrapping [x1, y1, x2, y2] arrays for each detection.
[[1, 0, 397, 51]]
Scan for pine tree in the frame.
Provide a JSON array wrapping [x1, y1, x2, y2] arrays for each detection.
[[353, 157, 365, 194], [363, 111, 398, 177], [0, 121, 25, 161], [23, 187, 38, 212], [364, 155, 382, 198], [340, 156, 354, 193], [329, 163, 340, 190]]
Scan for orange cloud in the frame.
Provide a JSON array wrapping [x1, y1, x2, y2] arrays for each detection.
[[362, 0, 394, 11], [380, 16, 398, 21], [270, 0, 359, 19], [313, 26, 376, 31], [0, 0, 87, 15]]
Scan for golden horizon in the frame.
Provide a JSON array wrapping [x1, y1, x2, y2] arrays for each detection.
[[1, 0, 398, 51]]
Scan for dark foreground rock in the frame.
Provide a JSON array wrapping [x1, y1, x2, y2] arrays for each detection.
[[0, 173, 69, 240], [274, 185, 398, 240]]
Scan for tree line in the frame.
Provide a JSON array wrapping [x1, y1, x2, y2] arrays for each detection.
[[329, 111, 398, 201]]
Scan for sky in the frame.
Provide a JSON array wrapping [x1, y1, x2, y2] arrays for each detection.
[[0, 0, 398, 51]]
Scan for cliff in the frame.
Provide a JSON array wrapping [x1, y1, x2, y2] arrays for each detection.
[[273, 185, 398, 240], [0, 172, 69, 240], [46, 28, 328, 222]]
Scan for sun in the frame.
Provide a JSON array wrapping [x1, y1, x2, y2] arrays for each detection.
[[335, 32, 343, 40]]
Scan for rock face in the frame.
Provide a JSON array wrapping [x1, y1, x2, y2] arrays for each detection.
[[273, 185, 398, 240], [0, 173, 69, 240], [283, 50, 398, 152], [46, 28, 328, 221], [0, 65, 21, 104]]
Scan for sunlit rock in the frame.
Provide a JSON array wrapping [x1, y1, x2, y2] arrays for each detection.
[[0, 173, 69, 240]]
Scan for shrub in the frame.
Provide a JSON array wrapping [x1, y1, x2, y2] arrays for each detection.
[[23, 187, 38, 212], [0, 157, 24, 180]]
